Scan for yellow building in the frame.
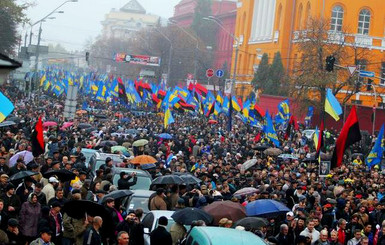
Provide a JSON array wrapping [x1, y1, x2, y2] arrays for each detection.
[[232, 0, 385, 107]]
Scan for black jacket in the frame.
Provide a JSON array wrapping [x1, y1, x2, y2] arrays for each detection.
[[118, 176, 137, 190], [150, 226, 172, 245], [83, 227, 102, 245]]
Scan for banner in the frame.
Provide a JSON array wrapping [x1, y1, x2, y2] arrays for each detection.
[[115, 53, 161, 67]]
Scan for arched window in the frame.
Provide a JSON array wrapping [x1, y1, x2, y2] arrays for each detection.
[[330, 6, 344, 32], [358, 9, 371, 35]]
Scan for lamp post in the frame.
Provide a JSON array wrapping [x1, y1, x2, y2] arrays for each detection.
[[154, 28, 173, 86], [32, 0, 78, 91], [168, 20, 199, 81], [370, 84, 377, 136], [203, 16, 239, 95]]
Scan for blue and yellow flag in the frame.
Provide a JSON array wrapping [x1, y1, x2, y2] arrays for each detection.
[[0, 92, 14, 123], [231, 96, 242, 112], [366, 124, 384, 168], [325, 88, 342, 121], [277, 99, 290, 123], [164, 102, 175, 129], [264, 111, 280, 146]]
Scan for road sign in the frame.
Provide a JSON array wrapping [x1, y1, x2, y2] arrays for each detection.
[[206, 69, 214, 78], [347, 66, 357, 75], [359, 70, 375, 78], [216, 69, 224, 78]]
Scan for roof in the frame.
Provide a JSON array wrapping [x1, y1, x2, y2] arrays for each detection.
[[190, 227, 267, 244], [120, 0, 146, 14], [103, 11, 159, 25], [0, 53, 22, 69]]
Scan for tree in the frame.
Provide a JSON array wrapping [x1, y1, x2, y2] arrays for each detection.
[[0, 0, 30, 54], [266, 52, 287, 96], [252, 53, 270, 89], [290, 17, 369, 112], [191, 0, 217, 49]]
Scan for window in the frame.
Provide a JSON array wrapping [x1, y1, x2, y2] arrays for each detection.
[[330, 6, 344, 32], [381, 62, 385, 84], [358, 9, 371, 35]]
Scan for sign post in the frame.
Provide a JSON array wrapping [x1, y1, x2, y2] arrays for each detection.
[[359, 70, 375, 78], [206, 69, 214, 78]]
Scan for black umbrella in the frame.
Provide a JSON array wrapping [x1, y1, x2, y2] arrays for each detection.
[[0, 121, 16, 127], [99, 190, 133, 203], [78, 123, 92, 129], [9, 171, 38, 182], [94, 114, 107, 119], [179, 174, 202, 185], [171, 208, 213, 225], [43, 169, 76, 182], [152, 175, 184, 185], [62, 200, 109, 219], [99, 141, 118, 147], [254, 145, 269, 151], [233, 217, 269, 230], [7, 117, 21, 123]]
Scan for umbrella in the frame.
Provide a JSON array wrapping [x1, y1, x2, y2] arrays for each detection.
[[278, 154, 298, 160], [7, 117, 21, 123], [100, 190, 133, 203], [242, 159, 257, 170], [351, 153, 364, 160], [152, 175, 184, 185], [157, 133, 173, 140], [172, 208, 213, 225], [61, 122, 74, 130], [9, 171, 38, 182], [62, 200, 110, 220], [208, 119, 218, 125], [111, 146, 129, 156], [0, 121, 16, 127], [132, 139, 149, 147], [99, 141, 118, 147], [203, 201, 246, 225], [246, 199, 290, 217], [43, 121, 57, 127], [126, 129, 140, 135], [76, 110, 88, 115], [131, 155, 157, 169], [9, 150, 34, 167], [78, 123, 92, 129], [43, 169, 76, 182], [263, 148, 283, 156], [254, 145, 269, 151], [234, 187, 258, 197], [94, 114, 107, 119], [179, 174, 202, 185], [233, 217, 269, 230]]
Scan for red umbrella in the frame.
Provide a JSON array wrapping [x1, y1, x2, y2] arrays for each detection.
[[208, 120, 218, 125], [43, 121, 57, 127], [61, 122, 74, 130], [203, 201, 246, 225]]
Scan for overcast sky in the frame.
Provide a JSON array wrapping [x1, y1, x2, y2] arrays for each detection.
[[20, 0, 180, 51]]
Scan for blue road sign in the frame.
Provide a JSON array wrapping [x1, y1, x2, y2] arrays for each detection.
[[359, 70, 375, 78], [216, 69, 224, 78]]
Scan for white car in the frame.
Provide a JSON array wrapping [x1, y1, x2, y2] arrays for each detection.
[[142, 210, 176, 245]]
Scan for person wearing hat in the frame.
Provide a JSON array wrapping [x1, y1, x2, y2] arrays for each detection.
[[6, 218, 24, 244], [16, 176, 35, 203], [0, 174, 9, 193], [99, 157, 114, 172], [30, 227, 54, 245], [49, 201, 63, 244], [0, 156, 9, 174], [8, 158, 26, 177], [19, 193, 41, 243], [1, 183, 21, 219], [41, 157, 53, 175], [42, 176, 59, 204], [150, 216, 172, 245], [117, 171, 137, 190]]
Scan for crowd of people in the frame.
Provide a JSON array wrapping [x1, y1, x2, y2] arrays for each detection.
[[0, 84, 383, 245]]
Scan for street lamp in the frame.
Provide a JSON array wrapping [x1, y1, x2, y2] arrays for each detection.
[[168, 20, 199, 81], [203, 16, 239, 95], [154, 28, 173, 87]]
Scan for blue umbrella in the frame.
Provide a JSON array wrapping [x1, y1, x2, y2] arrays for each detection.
[[158, 133, 173, 139], [246, 199, 290, 217]]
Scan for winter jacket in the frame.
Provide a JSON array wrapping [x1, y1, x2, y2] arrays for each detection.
[[19, 199, 41, 237]]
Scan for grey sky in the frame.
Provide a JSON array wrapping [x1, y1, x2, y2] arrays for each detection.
[[21, 0, 180, 51]]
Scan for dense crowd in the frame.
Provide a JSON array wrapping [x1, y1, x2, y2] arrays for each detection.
[[0, 84, 383, 245]]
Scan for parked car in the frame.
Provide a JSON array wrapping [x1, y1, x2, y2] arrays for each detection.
[[80, 148, 99, 167], [185, 226, 267, 245], [302, 129, 316, 141], [123, 190, 155, 215], [112, 167, 152, 190], [89, 152, 126, 177]]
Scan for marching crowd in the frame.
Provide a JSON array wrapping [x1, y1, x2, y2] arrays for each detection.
[[0, 84, 384, 245]]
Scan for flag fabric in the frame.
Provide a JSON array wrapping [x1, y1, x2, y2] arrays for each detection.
[[117, 77, 128, 104], [331, 106, 361, 168], [205, 101, 215, 118], [366, 124, 384, 168], [305, 106, 314, 126], [277, 99, 290, 123], [253, 104, 265, 119], [0, 92, 14, 123], [31, 117, 45, 157], [264, 111, 280, 146], [231, 96, 242, 112], [164, 102, 175, 129], [325, 88, 342, 121], [166, 153, 174, 167], [314, 121, 324, 158], [228, 96, 233, 131], [284, 115, 298, 140]]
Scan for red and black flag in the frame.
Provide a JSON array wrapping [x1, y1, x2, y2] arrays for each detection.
[[253, 104, 265, 120], [331, 106, 361, 168], [31, 117, 45, 157], [205, 101, 216, 118], [284, 115, 299, 140], [179, 102, 195, 111], [117, 77, 128, 104]]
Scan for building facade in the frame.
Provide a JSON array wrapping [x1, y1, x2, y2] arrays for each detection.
[[233, 0, 385, 107], [101, 0, 160, 39], [171, 0, 237, 72]]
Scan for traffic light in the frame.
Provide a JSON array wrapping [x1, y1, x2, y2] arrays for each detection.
[[367, 79, 373, 91], [85, 52, 90, 63], [325, 55, 336, 72]]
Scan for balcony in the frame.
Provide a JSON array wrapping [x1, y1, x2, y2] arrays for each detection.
[[355, 35, 373, 47], [327, 31, 345, 44]]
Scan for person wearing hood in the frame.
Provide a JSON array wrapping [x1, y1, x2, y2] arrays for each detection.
[[15, 176, 34, 203], [19, 193, 41, 243]]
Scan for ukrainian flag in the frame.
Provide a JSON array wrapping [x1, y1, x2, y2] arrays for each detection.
[[325, 88, 342, 121], [242, 99, 251, 118], [164, 103, 175, 129], [313, 126, 319, 150], [40, 73, 46, 87], [0, 92, 14, 123], [231, 96, 242, 112]]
